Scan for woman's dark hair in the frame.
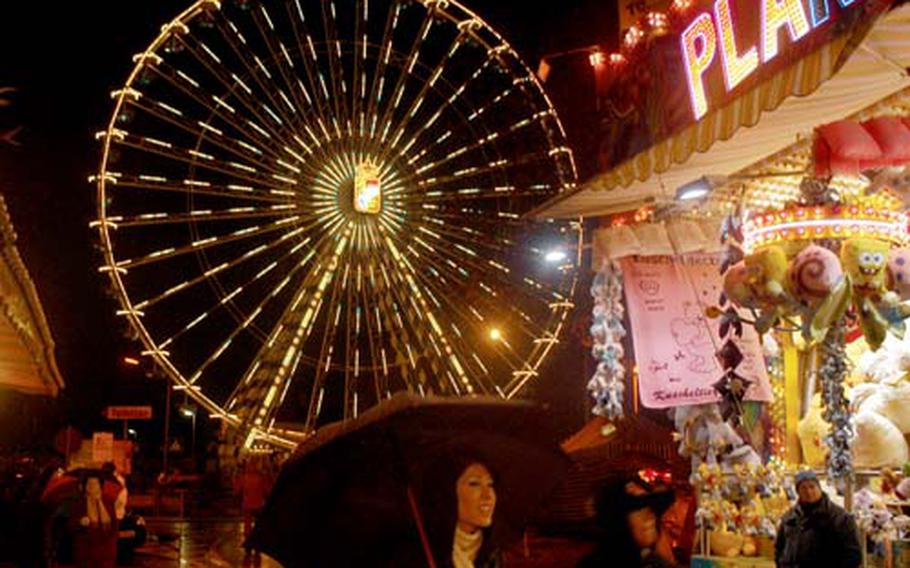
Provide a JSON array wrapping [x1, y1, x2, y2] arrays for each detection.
[[588, 477, 674, 566], [416, 449, 503, 568]]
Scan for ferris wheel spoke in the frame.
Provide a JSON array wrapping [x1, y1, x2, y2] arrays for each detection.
[[212, 13, 315, 147], [246, 7, 338, 169], [107, 172, 294, 205], [174, 33, 318, 162], [390, 55, 494, 162], [319, 0, 354, 147], [360, 1, 404, 153], [377, 244, 504, 393], [112, 133, 302, 194], [351, 0, 367, 143], [369, 6, 434, 153], [133, 225, 311, 313], [375, 224, 473, 395], [375, 23, 470, 166], [383, 226, 555, 340], [147, 57, 331, 173], [228, 228, 352, 429], [400, 149, 563, 192], [284, 1, 343, 144], [404, 113, 555, 181], [302, 233, 356, 429], [114, 215, 303, 270], [123, 95, 323, 182], [113, 204, 298, 228]]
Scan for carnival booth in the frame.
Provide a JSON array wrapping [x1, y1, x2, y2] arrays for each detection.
[[534, 0, 910, 564]]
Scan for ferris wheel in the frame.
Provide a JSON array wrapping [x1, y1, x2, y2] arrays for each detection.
[[92, 0, 579, 449]]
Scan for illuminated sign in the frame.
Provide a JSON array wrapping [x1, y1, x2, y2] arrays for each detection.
[[354, 161, 382, 214], [106, 405, 153, 420], [681, 0, 860, 120]]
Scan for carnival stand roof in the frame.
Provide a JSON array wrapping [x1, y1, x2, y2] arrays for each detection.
[[535, 0, 910, 218], [0, 196, 63, 396]]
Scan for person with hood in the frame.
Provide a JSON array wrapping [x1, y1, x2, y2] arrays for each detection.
[[576, 477, 680, 568], [774, 470, 861, 568], [395, 451, 504, 568]]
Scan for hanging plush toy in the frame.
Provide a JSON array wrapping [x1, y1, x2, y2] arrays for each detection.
[[742, 246, 790, 333], [723, 261, 761, 309], [841, 238, 901, 350], [787, 245, 851, 343], [744, 246, 789, 303], [888, 248, 910, 301]]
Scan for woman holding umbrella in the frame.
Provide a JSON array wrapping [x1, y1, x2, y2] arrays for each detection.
[[402, 452, 504, 568]]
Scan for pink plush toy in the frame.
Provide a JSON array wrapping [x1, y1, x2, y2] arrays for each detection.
[[888, 248, 910, 301], [788, 245, 844, 307]]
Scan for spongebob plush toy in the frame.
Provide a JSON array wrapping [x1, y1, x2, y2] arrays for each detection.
[[841, 238, 903, 350]]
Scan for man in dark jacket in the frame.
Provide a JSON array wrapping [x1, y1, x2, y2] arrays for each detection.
[[774, 471, 861, 568]]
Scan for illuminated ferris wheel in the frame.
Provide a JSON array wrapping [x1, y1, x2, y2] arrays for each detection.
[[92, 0, 579, 449]]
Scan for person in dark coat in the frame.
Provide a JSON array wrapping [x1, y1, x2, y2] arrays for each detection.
[[393, 451, 504, 568], [576, 477, 680, 568], [774, 470, 861, 568]]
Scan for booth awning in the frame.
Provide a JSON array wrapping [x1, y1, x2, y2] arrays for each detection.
[[0, 196, 63, 396], [535, 0, 910, 218]]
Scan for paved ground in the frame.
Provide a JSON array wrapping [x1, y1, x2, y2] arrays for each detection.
[[102, 519, 279, 567]]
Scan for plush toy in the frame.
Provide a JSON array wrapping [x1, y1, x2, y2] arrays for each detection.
[[797, 394, 828, 468], [788, 244, 851, 342], [673, 404, 761, 478], [722, 246, 792, 333], [723, 261, 761, 309], [846, 338, 910, 468], [744, 246, 789, 303], [841, 238, 891, 297], [842, 238, 901, 350], [888, 247, 910, 301]]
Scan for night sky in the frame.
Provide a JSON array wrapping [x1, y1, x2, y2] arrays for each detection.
[[0, 1, 616, 446]]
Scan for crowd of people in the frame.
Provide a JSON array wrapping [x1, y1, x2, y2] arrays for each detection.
[[1, 447, 866, 567]]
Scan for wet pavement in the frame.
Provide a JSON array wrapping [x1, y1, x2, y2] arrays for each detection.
[[120, 518, 281, 567]]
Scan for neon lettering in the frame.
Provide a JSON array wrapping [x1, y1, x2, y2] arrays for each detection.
[[761, 0, 811, 62], [681, 13, 718, 121], [714, 0, 759, 91]]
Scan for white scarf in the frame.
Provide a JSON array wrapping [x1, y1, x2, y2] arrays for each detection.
[[452, 527, 483, 568]]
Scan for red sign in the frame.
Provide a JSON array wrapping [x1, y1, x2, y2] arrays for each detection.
[[105, 406, 153, 420]]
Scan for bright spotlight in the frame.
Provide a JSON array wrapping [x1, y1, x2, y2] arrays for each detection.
[[544, 249, 567, 263]]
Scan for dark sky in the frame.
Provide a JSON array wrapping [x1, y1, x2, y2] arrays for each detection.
[[0, 1, 616, 441]]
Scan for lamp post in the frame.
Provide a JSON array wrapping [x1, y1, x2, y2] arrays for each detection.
[[179, 403, 197, 463]]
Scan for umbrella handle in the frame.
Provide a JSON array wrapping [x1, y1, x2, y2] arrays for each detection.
[[407, 485, 438, 568]]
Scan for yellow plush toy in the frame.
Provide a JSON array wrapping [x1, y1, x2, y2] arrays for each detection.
[[739, 246, 791, 333], [841, 238, 890, 297], [744, 246, 789, 303], [841, 238, 899, 350]]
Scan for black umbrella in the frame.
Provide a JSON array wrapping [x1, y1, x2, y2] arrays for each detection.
[[249, 393, 570, 568]]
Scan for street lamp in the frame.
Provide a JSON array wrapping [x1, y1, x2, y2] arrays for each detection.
[[544, 249, 567, 263], [178, 403, 197, 463]]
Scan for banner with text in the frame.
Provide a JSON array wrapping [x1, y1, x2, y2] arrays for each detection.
[[620, 255, 771, 408]]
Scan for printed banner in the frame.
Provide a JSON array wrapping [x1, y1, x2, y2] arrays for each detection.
[[620, 255, 771, 408]]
